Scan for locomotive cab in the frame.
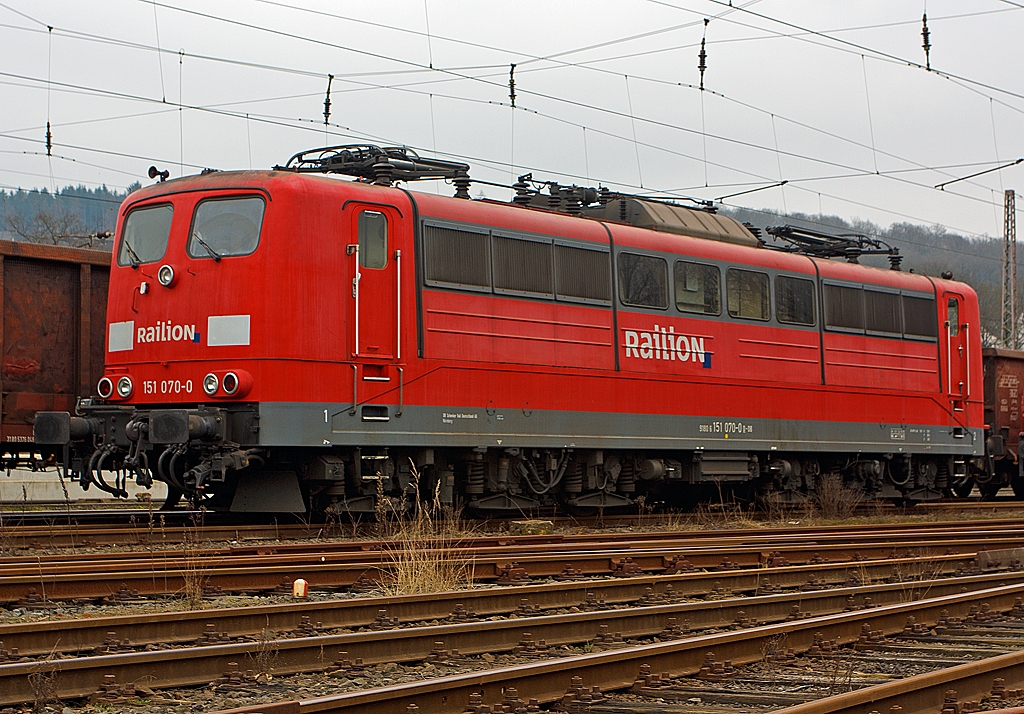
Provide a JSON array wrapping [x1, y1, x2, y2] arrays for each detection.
[[36, 168, 415, 512]]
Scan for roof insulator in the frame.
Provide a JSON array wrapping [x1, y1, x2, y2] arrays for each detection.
[[323, 74, 334, 126], [512, 174, 532, 205], [372, 159, 393, 186], [921, 13, 931, 70], [698, 18, 709, 90], [509, 64, 516, 108], [547, 185, 562, 211], [453, 171, 471, 199]]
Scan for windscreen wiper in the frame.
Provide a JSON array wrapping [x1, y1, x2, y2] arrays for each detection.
[[192, 229, 222, 262], [123, 241, 141, 268]]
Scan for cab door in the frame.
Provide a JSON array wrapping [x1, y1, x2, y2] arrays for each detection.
[[944, 292, 968, 410], [347, 205, 399, 360]]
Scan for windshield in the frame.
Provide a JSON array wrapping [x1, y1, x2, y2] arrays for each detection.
[[187, 196, 264, 259], [117, 204, 173, 267]]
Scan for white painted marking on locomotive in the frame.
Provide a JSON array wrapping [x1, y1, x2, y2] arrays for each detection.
[[108, 320, 134, 352], [208, 314, 250, 346], [136, 322, 196, 343], [624, 325, 707, 364]]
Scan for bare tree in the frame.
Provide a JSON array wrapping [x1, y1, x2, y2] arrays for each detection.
[[5, 206, 86, 245]]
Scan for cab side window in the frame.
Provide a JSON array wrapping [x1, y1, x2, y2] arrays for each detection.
[[358, 211, 388, 269], [947, 297, 959, 336]]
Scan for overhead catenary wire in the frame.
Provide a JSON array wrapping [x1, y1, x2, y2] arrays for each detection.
[[151, 0, 166, 102], [861, 55, 879, 175], [1, 66, 1018, 224], [128, 0, 1001, 193], [0, 9, 1009, 203], [624, 75, 644, 189], [0, 2, 1019, 248], [697, 0, 1024, 103]]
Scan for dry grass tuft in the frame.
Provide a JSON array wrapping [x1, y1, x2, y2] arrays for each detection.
[[180, 510, 209, 609], [250, 626, 278, 683], [380, 462, 475, 596], [813, 473, 862, 521], [28, 648, 61, 712]]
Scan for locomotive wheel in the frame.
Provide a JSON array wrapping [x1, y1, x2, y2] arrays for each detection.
[[1012, 477, 1024, 500], [979, 482, 1002, 500], [160, 486, 184, 510]]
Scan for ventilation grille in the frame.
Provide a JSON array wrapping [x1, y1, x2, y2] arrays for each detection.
[[903, 295, 938, 338], [824, 284, 864, 330], [424, 224, 489, 289], [865, 290, 901, 334], [555, 244, 610, 302], [493, 235, 552, 296]]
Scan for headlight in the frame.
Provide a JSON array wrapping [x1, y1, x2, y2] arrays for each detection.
[[97, 377, 114, 399], [157, 264, 176, 287], [116, 376, 133, 398], [222, 372, 239, 395], [203, 373, 219, 396]]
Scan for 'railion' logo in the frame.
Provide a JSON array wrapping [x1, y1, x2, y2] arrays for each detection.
[[624, 325, 711, 368], [137, 321, 200, 343]]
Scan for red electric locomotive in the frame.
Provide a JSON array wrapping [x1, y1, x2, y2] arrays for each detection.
[[35, 146, 988, 513]]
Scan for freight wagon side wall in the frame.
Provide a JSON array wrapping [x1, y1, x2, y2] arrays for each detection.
[[0, 241, 110, 445], [983, 348, 1024, 457]]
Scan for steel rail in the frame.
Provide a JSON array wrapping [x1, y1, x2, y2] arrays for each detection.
[[0, 552, 979, 657], [201, 582, 1024, 714], [1, 571, 1021, 707], [6, 524, 1024, 571], [4, 515, 1024, 549], [773, 648, 1024, 714], [0, 533, 1012, 603]]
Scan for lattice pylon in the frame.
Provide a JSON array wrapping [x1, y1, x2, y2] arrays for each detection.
[[1002, 189, 1017, 349]]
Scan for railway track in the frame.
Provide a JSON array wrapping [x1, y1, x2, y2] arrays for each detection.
[[3, 498, 1024, 546], [3, 522, 1024, 603], [4, 521, 1024, 711], [202, 581, 1024, 714], [3, 512, 1024, 551], [0, 557, 1020, 708]]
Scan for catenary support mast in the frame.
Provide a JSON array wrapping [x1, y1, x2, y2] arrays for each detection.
[[1002, 189, 1017, 348]]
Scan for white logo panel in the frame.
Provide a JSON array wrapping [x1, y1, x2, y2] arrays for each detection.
[[108, 320, 134, 352], [208, 314, 251, 347]]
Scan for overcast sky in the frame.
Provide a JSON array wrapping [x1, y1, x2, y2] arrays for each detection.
[[1, 1, 1022, 239]]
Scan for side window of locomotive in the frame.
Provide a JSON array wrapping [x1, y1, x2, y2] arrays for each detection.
[[618, 252, 668, 309], [726, 268, 770, 321], [118, 204, 173, 267], [823, 284, 864, 331], [187, 196, 264, 259], [902, 295, 938, 340], [493, 234, 553, 298], [358, 211, 388, 269], [775, 275, 815, 325], [865, 289, 902, 334], [423, 223, 490, 291], [947, 297, 959, 336], [555, 244, 611, 303], [674, 261, 720, 315]]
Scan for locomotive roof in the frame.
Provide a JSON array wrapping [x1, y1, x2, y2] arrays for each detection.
[[121, 169, 966, 297]]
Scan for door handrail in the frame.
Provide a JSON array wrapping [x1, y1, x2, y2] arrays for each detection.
[[347, 244, 360, 357]]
